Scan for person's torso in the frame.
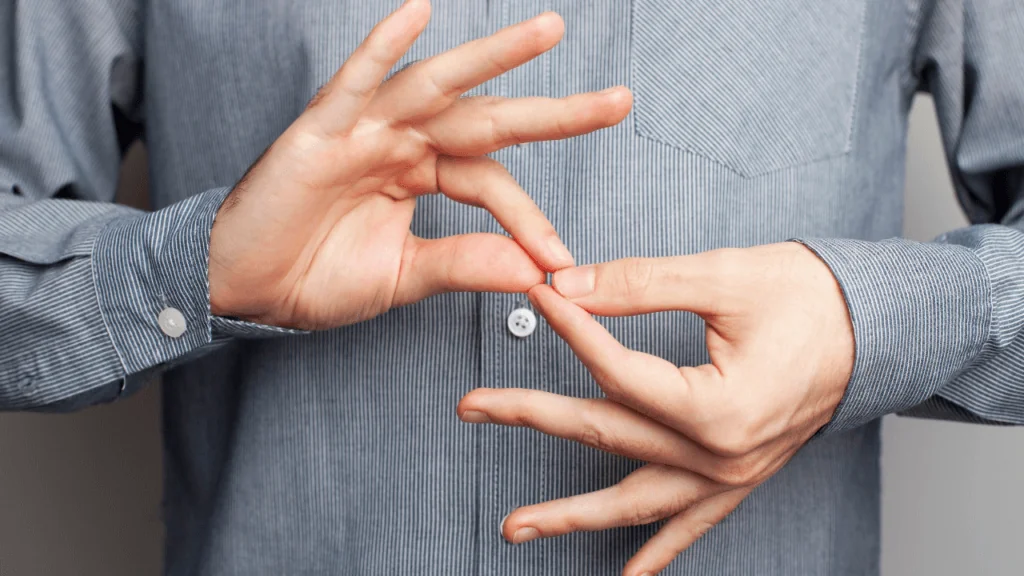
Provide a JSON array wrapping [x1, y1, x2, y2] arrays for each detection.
[[149, 1, 912, 574]]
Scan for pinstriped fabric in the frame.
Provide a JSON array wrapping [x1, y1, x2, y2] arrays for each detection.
[[0, 256, 124, 409], [796, 238, 991, 434], [0, 195, 128, 263], [631, 0, 867, 177], [2, 0, 1024, 575], [934, 226, 1024, 422], [92, 187, 232, 375], [209, 316, 307, 338]]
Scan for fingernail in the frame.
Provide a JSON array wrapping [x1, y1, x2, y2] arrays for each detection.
[[460, 410, 490, 423], [512, 527, 540, 544], [500, 514, 512, 543], [552, 266, 595, 299], [546, 236, 574, 267], [600, 86, 621, 95], [639, 572, 652, 576]]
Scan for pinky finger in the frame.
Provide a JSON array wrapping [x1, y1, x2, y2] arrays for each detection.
[[621, 487, 753, 576]]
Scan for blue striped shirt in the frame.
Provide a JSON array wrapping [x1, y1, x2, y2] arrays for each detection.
[[1, 1, 1023, 574]]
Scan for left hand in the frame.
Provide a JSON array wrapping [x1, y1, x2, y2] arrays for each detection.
[[457, 242, 855, 575]]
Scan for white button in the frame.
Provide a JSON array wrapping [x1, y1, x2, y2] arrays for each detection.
[[158, 307, 187, 338], [507, 308, 537, 338]]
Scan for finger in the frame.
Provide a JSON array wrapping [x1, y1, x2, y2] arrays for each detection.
[[622, 487, 752, 576], [392, 233, 544, 306], [501, 464, 724, 544], [527, 284, 721, 435], [458, 389, 720, 475], [551, 251, 739, 317], [422, 88, 632, 156], [367, 12, 565, 121], [302, 0, 432, 133], [436, 156, 573, 271]]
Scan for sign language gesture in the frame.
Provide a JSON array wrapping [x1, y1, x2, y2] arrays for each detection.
[[458, 243, 856, 575], [207, 0, 632, 329]]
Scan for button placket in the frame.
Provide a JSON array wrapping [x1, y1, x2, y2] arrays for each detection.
[[507, 307, 537, 338]]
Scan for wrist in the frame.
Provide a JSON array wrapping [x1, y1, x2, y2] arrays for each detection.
[[792, 237, 989, 434]]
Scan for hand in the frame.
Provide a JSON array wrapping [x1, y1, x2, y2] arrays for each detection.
[[457, 242, 855, 575], [207, 0, 632, 328]]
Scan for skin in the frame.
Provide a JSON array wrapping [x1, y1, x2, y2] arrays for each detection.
[[458, 244, 855, 575], [208, 1, 855, 574], [208, 0, 633, 328]]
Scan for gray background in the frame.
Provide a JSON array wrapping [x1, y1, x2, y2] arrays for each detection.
[[1, 96, 1022, 575]]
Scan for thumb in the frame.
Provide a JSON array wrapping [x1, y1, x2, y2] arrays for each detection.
[[550, 253, 729, 317], [392, 233, 545, 307]]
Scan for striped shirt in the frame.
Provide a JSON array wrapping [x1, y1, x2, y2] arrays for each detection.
[[1, 1, 1023, 574]]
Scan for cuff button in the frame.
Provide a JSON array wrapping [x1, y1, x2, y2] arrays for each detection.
[[158, 307, 187, 338]]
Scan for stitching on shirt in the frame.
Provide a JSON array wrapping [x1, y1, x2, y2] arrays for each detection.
[[962, 245, 997, 366], [90, 216, 131, 378], [627, 0, 743, 177], [842, 1, 871, 155], [630, 1, 867, 178], [634, 133, 853, 178]]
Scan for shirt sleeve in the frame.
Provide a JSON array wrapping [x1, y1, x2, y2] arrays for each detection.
[[0, 1, 295, 412], [796, 0, 1024, 432]]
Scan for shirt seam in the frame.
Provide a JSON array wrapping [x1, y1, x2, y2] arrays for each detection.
[[90, 215, 131, 379], [950, 246, 996, 374]]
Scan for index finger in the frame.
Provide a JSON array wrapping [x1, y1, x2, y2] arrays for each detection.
[[436, 156, 574, 271], [367, 11, 565, 121], [528, 284, 720, 437]]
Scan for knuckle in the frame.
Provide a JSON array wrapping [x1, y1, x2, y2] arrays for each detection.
[[484, 114, 507, 148], [594, 373, 626, 404], [364, 34, 399, 68], [694, 398, 763, 458], [699, 425, 758, 459], [501, 391, 536, 427], [683, 519, 717, 544], [622, 494, 675, 527], [709, 455, 764, 487], [577, 419, 614, 454], [618, 258, 654, 299], [615, 469, 680, 526], [559, 514, 586, 534]]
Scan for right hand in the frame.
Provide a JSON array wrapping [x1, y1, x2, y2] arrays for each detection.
[[208, 0, 632, 329]]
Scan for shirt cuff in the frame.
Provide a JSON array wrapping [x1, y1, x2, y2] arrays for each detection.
[[792, 237, 991, 434], [93, 187, 310, 377], [211, 315, 308, 338], [92, 187, 232, 375]]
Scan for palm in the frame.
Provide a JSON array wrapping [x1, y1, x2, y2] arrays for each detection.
[[276, 126, 434, 328], [207, 2, 632, 329]]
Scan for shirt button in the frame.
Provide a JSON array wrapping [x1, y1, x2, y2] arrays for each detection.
[[507, 308, 537, 338], [158, 307, 187, 338]]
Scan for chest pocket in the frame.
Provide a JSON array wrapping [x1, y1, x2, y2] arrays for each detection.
[[631, 0, 867, 177]]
